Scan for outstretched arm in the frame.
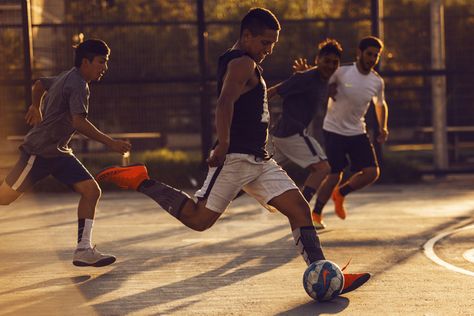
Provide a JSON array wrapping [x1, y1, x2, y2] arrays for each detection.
[[267, 83, 282, 100], [292, 58, 310, 73], [72, 114, 131, 154], [25, 80, 46, 126], [375, 101, 389, 143], [207, 56, 255, 167]]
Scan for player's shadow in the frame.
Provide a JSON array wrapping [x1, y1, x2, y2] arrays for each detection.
[[276, 296, 350, 315], [0, 204, 153, 238], [76, 228, 308, 315], [0, 275, 91, 295], [71, 222, 333, 304]]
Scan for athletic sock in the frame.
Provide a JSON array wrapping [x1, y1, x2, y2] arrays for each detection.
[[312, 199, 326, 215], [138, 179, 191, 220], [339, 184, 354, 197], [77, 218, 93, 249], [292, 226, 325, 265], [302, 186, 317, 203]]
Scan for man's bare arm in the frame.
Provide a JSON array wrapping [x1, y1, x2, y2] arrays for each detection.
[[207, 56, 256, 167], [72, 114, 131, 154], [375, 101, 389, 143], [267, 83, 282, 100], [25, 80, 46, 126]]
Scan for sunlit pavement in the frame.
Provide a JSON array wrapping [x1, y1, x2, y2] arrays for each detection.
[[0, 176, 473, 315]]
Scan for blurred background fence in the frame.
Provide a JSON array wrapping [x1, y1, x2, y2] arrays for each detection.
[[1, 0, 474, 174]]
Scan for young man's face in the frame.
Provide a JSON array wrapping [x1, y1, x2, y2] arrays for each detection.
[[242, 28, 279, 63], [357, 46, 381, 72], [82, 55, 109, 82], [316, 53, 340, 80]]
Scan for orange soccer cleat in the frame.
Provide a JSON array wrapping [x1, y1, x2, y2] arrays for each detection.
[[311, 211, 326, 230], [341, 272, 371, 294], [95, 164, 149, 190], [332, 186, 347, 219]]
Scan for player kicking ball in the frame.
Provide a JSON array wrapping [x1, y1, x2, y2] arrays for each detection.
[[95, 8, 370, 295]]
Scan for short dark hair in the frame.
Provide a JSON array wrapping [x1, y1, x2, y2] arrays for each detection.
[[74, 39, 110, 67], [240, 7, 280, 37], [358, 36, 384, 52], [318, 38, 343, 58]]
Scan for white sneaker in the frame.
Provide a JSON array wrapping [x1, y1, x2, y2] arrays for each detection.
[[73, 245, 116, 267]]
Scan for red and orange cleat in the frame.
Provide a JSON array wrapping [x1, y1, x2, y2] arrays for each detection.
[[341, 272, 371, 294], [95, 164, 149, 190], [332, 187, 347, 219], [311, 211, 326, 230], [339, 259, 371, 294]]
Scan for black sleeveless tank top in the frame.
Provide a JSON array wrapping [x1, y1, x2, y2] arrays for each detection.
[[216, 49, 269, 158]]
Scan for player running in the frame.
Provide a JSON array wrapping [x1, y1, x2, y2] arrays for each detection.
[[313, 36, 389, 224], [0, 39, 131, 267], [266, 38, 342, 229]]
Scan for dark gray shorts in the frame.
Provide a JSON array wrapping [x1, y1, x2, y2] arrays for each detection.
[[5, 149, 93, 192]]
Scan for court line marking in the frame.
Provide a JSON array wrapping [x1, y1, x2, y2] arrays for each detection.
[[463, 249, 474, 264], [423, 224, 474, 277]]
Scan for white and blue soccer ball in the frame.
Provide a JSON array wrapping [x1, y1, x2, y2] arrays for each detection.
[[303, 260, 344, 302]]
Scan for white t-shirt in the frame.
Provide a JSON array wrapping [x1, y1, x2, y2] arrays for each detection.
[[323, 63, 385, 136]]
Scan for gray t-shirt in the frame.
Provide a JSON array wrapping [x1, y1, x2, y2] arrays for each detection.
[[21, 67, 89, 157], [272, 67, 329, 138]]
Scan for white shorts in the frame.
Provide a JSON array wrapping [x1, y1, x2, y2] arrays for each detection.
[[195, 153, 298, 213], [270, 132, 327, 168]]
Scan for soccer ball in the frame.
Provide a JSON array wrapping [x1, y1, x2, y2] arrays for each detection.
[[303, 260, 344, 302]]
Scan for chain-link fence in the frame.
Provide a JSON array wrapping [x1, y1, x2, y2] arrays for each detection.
[[1, 0, 473, 170]]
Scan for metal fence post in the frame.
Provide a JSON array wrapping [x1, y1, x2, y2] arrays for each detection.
[[197, 0, 213, 167], [430, 0, 449, 174], [21, 0, 33, 108], [370, 0, 384, 166]]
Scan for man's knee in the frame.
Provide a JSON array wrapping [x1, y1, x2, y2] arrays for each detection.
[[363, 167, 380, 182], [75, 180, 102, 201], [181, 202, 221, 232], [308, 161, 331, 176], [192, 221, 213, 232], [326, 173, 342, 186], [272, 191, 311, 223], [0, 196, 13, 205], [0, 183, 21, 205]]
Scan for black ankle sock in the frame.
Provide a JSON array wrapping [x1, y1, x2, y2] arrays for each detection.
[[77, 218, 85, 243], [138, 179, 190, 219], [313, 199, 326, 215], [302, 186, 316, 203], [293, 226, 325, 265], [139, 179, 157, 190], [339, 184, 354, 197]]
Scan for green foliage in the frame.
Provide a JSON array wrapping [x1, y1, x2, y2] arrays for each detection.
[[0, 28, 25, 137], [0, 28, 23, 78]]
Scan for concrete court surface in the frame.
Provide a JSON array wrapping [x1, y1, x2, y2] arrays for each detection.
[[0, 176, 473, 316]]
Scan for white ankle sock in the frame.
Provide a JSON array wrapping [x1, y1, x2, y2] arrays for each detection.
[[77, 218, 94, 249]]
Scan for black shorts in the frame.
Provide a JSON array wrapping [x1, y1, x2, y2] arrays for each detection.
[[5, 149, 93, 192], [323, 130, 378, 174]]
